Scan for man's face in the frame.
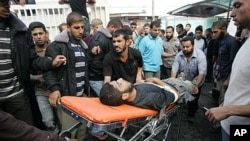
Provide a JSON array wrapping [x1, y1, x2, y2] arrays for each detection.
[[109, 78, 134, 93], [92, 24, 102, 34], [0, 0, 10, 19], [68, 21, 84, 40], [176, 26, 181, 34], [230, 0, 250, 29], [212, 26, 225, 40], [31, 28, 48, 47], [181, 40, 194, 57], [150, 25, 160, 38], [113, 35, 129, 54], [144, 26, 150, 34], [130, 25, 136, 32], [166, 28, 174, 40], [195, 30, 202, 40], [185, 25, 191, 31], [110, 25, 123, 34]]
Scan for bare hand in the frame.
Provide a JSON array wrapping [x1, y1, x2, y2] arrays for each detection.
[[52, 55, 67, 68], [91, 46, 101, 55], [49, 90, 61, 107], [191, 86, 199, 94], [205, 107, 229, 124], [58, 0, 65, 4]]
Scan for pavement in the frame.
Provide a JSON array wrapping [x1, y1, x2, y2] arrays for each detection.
[[84, 81, 222, 141], [165, 82, 222, 141]]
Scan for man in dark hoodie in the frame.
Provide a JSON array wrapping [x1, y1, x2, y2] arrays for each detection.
[[87, 18, 123, 96], [43, 12, 88, 140]]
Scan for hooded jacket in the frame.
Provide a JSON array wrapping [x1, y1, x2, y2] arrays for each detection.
[[86, 26, 113, 80], [44, 30, 89, 96]]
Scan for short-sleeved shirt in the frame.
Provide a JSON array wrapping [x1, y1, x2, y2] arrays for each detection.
[[103, 47, 143, 83], [162, 37, 180, 68], [138, 34, 163, 72], [130, 83, 175, 110], [172, 48, 207, 81], [221, 37, 250, 135]]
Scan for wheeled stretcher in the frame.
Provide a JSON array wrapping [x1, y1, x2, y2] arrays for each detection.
[[59, 96, 180, 141]]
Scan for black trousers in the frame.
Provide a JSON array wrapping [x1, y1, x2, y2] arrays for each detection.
[[187, 86, 202, 117]]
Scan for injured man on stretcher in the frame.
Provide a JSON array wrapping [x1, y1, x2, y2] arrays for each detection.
[[100, 76, 197, 110]]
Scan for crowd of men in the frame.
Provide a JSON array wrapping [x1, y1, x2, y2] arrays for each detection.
[[1, 0, 250, 141]]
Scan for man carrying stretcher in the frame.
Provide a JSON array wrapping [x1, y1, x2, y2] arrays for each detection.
[[100, 76, 197, 110]]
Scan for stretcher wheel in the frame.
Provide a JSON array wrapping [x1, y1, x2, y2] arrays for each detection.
[[59, 131, 71, 139]]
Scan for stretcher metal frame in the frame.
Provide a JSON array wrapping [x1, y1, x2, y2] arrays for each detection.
[[59, 97, 180, 141]]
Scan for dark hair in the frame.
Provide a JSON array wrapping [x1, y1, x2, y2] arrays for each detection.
[[186, 23, 191, 27], [107, 18, 123, 28], [195, 25, 203, 32], [205, 28, 212, 33], [143, 23, 150, 27], [150, 21, 161, 28], [181, 36, 194, 45], [166, 26, 174, 32], [113, 28, 130, 40], [130, 22, 137, 27], [58, 22, 67, 33], [176, 24, 184, 30], [29, 21, 46, 32], [212, 20, 228, 29], [99, 83, 125, 106], [160, 29, 165, 35], [66, 12, 83, 26]]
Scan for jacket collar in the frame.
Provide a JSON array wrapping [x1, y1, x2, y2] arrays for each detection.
[[8, 13, 27, 31]]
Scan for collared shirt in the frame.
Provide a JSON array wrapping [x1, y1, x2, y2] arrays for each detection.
[[217, 34, 240, 81], [138, 34, 163, 72], [103, 47, 143, 83], [162, 37, 180, 68], [172, 48, 207, 81]]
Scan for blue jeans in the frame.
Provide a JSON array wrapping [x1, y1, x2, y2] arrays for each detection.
[[221, 127, 230, 141], [89, 80, 104, 135], [89, 80, 103, 96], [36, 95, 58, 133]]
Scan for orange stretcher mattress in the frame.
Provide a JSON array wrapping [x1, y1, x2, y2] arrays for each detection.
[[60, 96, 175, 126]]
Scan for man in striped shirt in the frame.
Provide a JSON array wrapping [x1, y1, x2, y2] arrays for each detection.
[[0, 0, 66, 126]]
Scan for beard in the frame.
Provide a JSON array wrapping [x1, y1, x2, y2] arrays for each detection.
[[115, 46, 126, 55], [166, 35, 173, 41], [183, 48, 193, 57], [218, 31, 225, 40], [123, 83, 134, 93]]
